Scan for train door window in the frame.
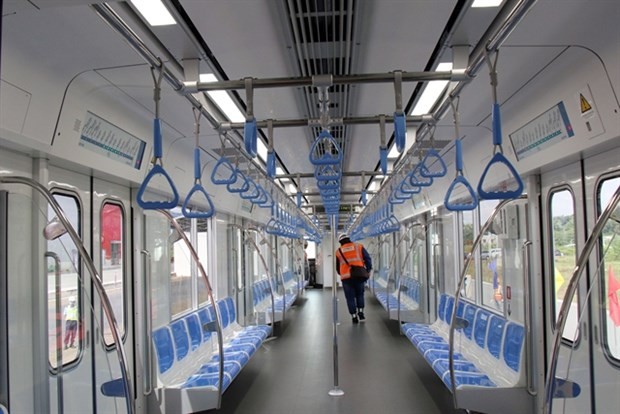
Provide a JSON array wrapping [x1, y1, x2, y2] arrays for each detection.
[[100, 202, 125, 346], [461, 210, 476, 301], [479, 200, 501, 310], [170, 216, 192, 317], [550, 188, 579, 342], [196, 218, 209, 305], [597, 177, 620, 360], [47, 193, 81, 368], [441, 212, 455, 293]]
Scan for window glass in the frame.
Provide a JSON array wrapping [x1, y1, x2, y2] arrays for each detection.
[[598, 177, 620, 359], [170, 217, 192, 317], [101, 203, 125, 346], [461, 210, 476, 301], [47, 194, 81, 369], [550, 189, 579, 341], [479, 200, 503, 310], [196, 218, 209, 305]]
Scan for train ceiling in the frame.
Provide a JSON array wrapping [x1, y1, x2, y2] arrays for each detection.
[[3, 0, 618, 227]]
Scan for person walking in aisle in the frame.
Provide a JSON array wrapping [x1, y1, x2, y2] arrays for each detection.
[[335, 233, 372, 324]]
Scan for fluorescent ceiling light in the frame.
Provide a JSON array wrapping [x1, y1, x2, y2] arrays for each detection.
[[410, 62, 453, 116], [387, 144, 401, 160], [256, 139, 268, 162], [288, 183, 297, 194], [130, 0, 176, 26], [200, 74, 245, 123], [472, 0, 503, 7]]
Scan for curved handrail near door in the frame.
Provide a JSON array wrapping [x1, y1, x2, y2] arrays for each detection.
[[156, 209, 226, 408], [0, 176, 134, 414], [544, 184, 620, 414], [448, 196, 528, 410]]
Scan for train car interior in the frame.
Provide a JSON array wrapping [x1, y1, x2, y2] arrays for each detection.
[[1, 1, 619, 413]]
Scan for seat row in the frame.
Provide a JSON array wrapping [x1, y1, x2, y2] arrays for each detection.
[[282, 269, 308, 296], [252, 277, 296, 323], [401, 294, 524, 393], [374, 275, 421, 319], [149, 297, 271, 413]]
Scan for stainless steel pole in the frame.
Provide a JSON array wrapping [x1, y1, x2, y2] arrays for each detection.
[[329, 215, 344, 396]]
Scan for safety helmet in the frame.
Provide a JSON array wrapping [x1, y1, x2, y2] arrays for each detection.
[[69, 296, 76, 303], [338, 233, 349, 242]]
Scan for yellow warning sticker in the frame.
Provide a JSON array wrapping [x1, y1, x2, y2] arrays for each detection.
[[580, 93, 592, 114]]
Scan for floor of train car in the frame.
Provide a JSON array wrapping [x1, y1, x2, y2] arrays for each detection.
[[201, 287, 466, 414]]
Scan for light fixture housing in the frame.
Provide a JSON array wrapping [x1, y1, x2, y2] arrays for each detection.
[[130, 0, 176, 26], [410, 62, 453, 116]]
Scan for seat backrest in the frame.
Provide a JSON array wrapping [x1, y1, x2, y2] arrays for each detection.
[[503, 323, 525, 372], [473, 309, 491, 349], [437, 294, 448, 320], [184, 313, 202, 351], [197, 308, 213, 342], [217, 299, 230, 328], [152, 327, 175, 374], [486, 315, 506, 360], [225, 297, 236, 324], [170, 319, 190, 361], [462, 304, 477, 339], [443, 296, 455, 323]]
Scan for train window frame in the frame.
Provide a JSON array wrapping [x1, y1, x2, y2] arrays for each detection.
[[99, 200, 127, 349], [47, 190, 83, 372], [548, 186, 580, 344], [595, 174, 620, 364]]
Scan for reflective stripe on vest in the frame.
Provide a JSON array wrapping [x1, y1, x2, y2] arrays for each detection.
[[65, 306, 78, 321], [337, 242, 364, 279]]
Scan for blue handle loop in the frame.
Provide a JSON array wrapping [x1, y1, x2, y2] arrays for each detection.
[[251, 186, 268, 205], [317, 179, 339, 190], [393, 112, 406, 153], [257, 190, 274, 209], [137, 118, 179, 210], [267, 151, 276, 178], [296, 192, 302, 208], [226, 170, 250, 193], [477, 103, 524, 200], [244, 118, 257, 157], [239, 178, 260, 200], [210, 157, 237, 185], [309, 130, 342, 165], [444, 139, 478, 211], [380, 147, 388, 174], [181, 148, 216, 218], [182, 184, 215, 218], [444, 176, 479, 211], [393, 186, 410, 201], [314, 164, 342, 180], [409, 167, 433, 187], [400, 179, 421, 195], [477, 152, 524, 199], [389, 193, 406, 205], [420, 149, 447, 178], [137, 165, 180, 210]]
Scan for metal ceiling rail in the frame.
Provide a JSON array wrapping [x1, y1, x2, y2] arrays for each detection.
[[277, 170, 385, 179], [183, 71, 469, 92], [219, 114, 434, 131]]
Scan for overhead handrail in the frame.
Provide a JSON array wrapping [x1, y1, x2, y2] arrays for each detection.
[[266, 120, 276, 177], [420, 129, 448, 178], [182, 107, 216, 219], [544, 184, 620, 413], [0, 176, 135, 414], [478, 50, 523, 200], [137, 62, 180, 210], [445, 99, 477, 211], [309, 130, 343, 165]]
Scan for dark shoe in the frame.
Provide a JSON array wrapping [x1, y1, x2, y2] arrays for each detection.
[[352, 315, 359, 324], [358, 311, 366, 322], [70, 344, 76, 348], [64, 345, 68, 350]]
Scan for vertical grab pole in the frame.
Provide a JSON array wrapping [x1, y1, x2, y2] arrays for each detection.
[[140, 250, 153, 396], [45, 252, 63, 414], [329, 215, 344, 396]]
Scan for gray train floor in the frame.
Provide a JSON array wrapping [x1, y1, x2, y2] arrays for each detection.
[[202, 287, 466, 414]]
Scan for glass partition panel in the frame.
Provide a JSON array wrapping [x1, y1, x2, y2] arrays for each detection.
[[196, 217, 209, 305], [461, 210, 475, 301]]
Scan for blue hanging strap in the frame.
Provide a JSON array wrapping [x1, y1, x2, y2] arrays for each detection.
[[266, 120, 276, 177], [239, 178, 260, 200], [314, 163, 342, 180], [477, 103, 524, 200], [211, 137, 237, 185], [400, 177, 421, 195], [361, 189, 367, 206], [296, 191, 302, 208], [309, 130, 342, 165], [226, 170, 250, 193], [243, 78, 257, 157], [393, 71, 406, 152], [379, 115, 388, 174], [409, 166, 433, 187], [137, 118, 180, 210], [444, 139, 478, 211]]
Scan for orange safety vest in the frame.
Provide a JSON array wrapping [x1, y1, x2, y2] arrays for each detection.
[[336, 242, 365, 280]]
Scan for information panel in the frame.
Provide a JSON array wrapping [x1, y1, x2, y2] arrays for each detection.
[[79, 111, 146, 170], [509, 101, 574, 161]]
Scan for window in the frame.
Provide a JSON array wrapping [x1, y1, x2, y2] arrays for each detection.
[[101, 203, 125, 346], [550, 189, 579, 342], [598, 177, 620, 360], [461, 210, 476, 301], [47, 193, 81, 369], [479, 200, 502, 310], [196, 218, 210, 305], [170, 217, 192, 317]]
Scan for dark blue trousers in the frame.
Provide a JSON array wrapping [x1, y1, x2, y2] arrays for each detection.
[[342, 278, 366, 315]]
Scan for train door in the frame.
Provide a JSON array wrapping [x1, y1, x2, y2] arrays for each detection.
[[427, 215, 441, 320], [583, 151, 620, 413], [541, 163, 591, 413], [91, 177, 133, 413]]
